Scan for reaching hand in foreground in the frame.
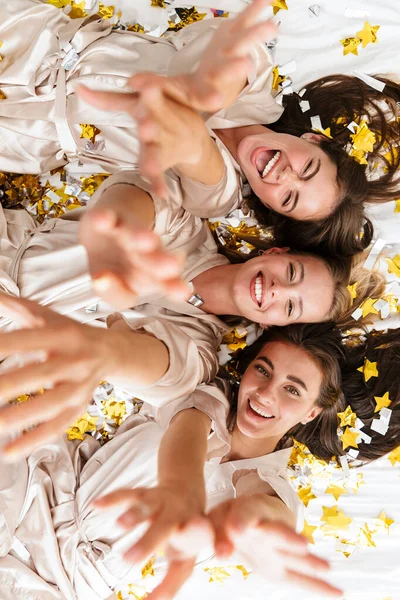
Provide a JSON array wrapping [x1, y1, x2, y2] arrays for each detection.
[[77, 0, 277, 196], [80, 197, 189, 309], [95, 489, 343, 600]]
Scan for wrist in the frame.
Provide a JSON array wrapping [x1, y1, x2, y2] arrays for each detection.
[[176, 133, 225, 185]]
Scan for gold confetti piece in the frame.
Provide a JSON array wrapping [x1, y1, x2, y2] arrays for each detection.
[[360, 297, 380, 318], [80, 124, 101, 142], [340, 37, 361, 56], [350, 121, 376, 154], [357, 358, 378, 382], [347, 283, 357, 305], [325, 484, 347, 502], [395, 199, 400, 213], [386, 255, 400, 278], [102, 399, 127, 425], [388, 446, 400, 466], [47, 0, 71, 7], [272, 0, 288, 15], [69, 1, 87, 19], [316, 127, 333, 139], [377, 511, 394, 531], [298, 485, 316, 507], [349, 147, 368, 164], [0, 91, 8, 100], [320, 505, 352, 533], [127, 584, 148, 600], [127, 23, 145, 33], [98, 3, 115, 19], [66, 411, 98, 440], [168, 7, 207, 31], [340, 427, 359, 451], [204, 566, 231, 584], [359, 522, 377, 547], [272, 66, 286, 91], [141, 555, 155, 578], [301, 520, 317, 544], [337, 405, 357, 428], [374, 391, 392, 413], [356, 21, 380, 48], [235, 565, 251, 579], [151, 0, 166, 7]]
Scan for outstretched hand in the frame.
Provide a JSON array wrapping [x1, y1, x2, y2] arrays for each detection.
[[94, 486, 212, 600], [208, 496, 343, 598], [80, 203, 190, 310], [0, 294, 122, 459]]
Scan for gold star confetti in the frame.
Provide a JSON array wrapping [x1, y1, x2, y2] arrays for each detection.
[[360, 297, 380, 318], [340, 427, 359, 451], [69, 1, 87, 18], [357, 358, 378, 382], [386, 255, 400, 278], [0, 91, 7, 100], [235, 565, 251, 579], [394, 199, 400, 213], [325, 484, 348, 502], [80, 124, 101, 142], [349, 147, 368, 164], [298, 485, 316, 507], [347, 283, 357, 305], [204, 566, 231, 584], [337, 405, 357, 428], [151, 0, 166, 7], [98, 3, 115, 19], [302, 520, 317, 544], [321, 505, 352, 533], [350, 120, 376, 154], [388, 446, 400, 466], [141, 555, 155, 578], [374, 391, 392, 413], [272, 0, 288, 15], [340, 37, 361, 56], [377, 511, 394, 531], [356, 21, 380, 48]]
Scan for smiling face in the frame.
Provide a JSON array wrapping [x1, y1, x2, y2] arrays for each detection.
[[236, 340, 323, 441], [231, 248, 334, 326], [236, 129, 339, 221]]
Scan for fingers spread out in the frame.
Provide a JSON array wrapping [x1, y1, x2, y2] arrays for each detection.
[[77, 85, 140, 114], [147, 557, 196, 600], [2, 402, 84, 461]]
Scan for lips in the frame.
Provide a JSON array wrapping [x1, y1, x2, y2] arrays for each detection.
[[250, 271, 264, 308], [250, 147, 281, 179], [247, 399, 275, 420]]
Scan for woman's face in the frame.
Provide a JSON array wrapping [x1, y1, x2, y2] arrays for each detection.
[[236, 340, 323, 441], [231, 247, 334, 326], [236, 130, 339, 221]]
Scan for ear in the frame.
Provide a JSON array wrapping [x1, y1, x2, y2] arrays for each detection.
[[301, 132, 325, 144], [300, 406, 323, 425], [263, 246, 291, 256]]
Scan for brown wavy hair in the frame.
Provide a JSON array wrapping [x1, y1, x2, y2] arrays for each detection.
[[250, 74, 400, 257], [339, 328, 400, 463]]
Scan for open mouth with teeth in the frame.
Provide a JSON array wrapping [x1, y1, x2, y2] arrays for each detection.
[[251, 271, 264, 307], [248, 399, 275, 419], [251, 148, 281, 179]]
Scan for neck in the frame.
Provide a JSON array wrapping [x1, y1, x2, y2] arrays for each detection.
[[225, 422, 282, 462], [191, 263, 241, 316], [214, 125, 268, 161]]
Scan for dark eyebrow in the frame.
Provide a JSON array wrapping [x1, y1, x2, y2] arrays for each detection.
[[296, 260, 305, 283], [256, 356, 308, 391], [287, 374, 308, 391], [302, 158, 321, 182], [256, 356, 274, 370]]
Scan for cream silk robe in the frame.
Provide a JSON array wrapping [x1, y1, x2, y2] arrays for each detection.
[[0, 0, 282, 218], [0, 381, 301, 600]]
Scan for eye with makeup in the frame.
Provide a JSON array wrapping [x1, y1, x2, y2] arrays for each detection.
[[285, 385, 300, 396], [287, 262, 295, 282], [255, 363, 270, 377], [282, 191, 292, 208], [301, 160, 313, 177], [287, 299, 294, 318]]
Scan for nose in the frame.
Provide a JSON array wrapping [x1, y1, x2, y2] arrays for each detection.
[[255, 384, 276, 407], [279, 166, 299, 183]]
